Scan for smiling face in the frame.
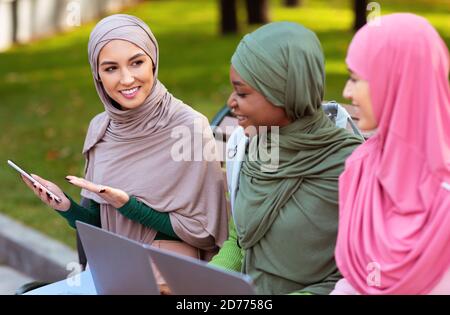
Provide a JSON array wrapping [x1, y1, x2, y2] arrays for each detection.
[[227, 66, 291, 136], [98, 40, 154, 110], [342, 70, 377, 131]]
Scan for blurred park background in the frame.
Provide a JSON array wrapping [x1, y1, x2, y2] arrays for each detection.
[[0, 0, 449, 249]]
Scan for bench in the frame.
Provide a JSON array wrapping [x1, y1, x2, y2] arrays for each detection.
[[211, 101, 368, 164]]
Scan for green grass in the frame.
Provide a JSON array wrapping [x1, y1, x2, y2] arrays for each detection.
[[0, 0, 449, 249]]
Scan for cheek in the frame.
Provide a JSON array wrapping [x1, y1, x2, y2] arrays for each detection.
[[356, 87, 371, 112], [141, 79, 153, 97], [238, 99, 255, 116], [352, 85, 362, 101], [355, 82, 370, 100], [139, 65, 154, 84], [358, 100, 377, 129], [99, 75, 117, 93]]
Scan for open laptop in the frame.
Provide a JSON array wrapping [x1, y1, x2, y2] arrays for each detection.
[[143, 244, 256, 295], [76, 221, 160, 295]]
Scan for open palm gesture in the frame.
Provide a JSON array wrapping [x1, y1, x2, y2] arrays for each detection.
[[66, 176, 130, 209]]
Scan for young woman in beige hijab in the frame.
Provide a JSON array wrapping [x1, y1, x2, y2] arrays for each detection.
[[20, 15, 228, 282]]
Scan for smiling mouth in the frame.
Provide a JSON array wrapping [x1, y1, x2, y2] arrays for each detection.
[[235, 115, 248, 122], [120, 86, 140, 99]]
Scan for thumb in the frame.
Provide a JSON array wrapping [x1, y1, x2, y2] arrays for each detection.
[[30, 174, 46, 185], [31, 174, 54, 189]]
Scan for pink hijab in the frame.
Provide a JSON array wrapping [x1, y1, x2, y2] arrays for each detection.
[[335, 14, 450, 294]]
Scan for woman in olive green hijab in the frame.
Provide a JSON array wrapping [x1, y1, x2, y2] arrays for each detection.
[[209, 22, 362, 294]]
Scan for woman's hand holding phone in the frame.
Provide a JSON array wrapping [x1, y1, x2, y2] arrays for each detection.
[[21, 174, 71, 211]]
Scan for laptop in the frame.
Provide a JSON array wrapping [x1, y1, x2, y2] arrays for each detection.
[[143, 244, 256, 295], [76, 221, 160, 295]]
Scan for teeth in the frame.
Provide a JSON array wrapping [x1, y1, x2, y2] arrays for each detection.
[[121, 87, 138, 95]]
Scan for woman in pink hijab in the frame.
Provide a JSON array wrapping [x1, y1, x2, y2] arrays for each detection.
[[332, 13, 450, 294]]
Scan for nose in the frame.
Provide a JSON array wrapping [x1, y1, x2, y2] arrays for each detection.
[[120, 68, 135, 86], [227, 92, 237, 112], [342, 80, 353, 100]]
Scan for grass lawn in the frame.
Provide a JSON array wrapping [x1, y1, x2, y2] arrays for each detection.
[[0, 0, 449, 249]]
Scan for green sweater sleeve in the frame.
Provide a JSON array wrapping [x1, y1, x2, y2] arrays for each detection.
[[116, 196, 178, 239], [209, 218, 244, 272], [57, 195, 101, 229], [59, 195, 178, 239]]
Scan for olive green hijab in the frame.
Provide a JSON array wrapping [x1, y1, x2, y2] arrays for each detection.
[[232, 22, 362, 294]]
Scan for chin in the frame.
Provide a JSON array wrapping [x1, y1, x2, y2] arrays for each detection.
[[120, 100, 144, 110], [357, 120, 377, 132]]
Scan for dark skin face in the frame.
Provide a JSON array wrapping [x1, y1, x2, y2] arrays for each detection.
[[227, 66, 292, 136]]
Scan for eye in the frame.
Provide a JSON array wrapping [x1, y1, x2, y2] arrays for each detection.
[[132, 60, 144, 66], [348, 76, 357, 83], [104, 66, 116, 72], [236, 92, 247, 98]]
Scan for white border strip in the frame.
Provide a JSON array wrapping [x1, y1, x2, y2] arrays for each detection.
[[442, 182, 450, 191]]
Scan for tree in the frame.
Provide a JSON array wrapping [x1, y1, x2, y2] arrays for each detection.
[[283, 0, 301, 7], [353, 0, 367, 31], [11, 0, 18, 43], [218, 0, 270, 35], [219, 0, 238, 34], [245, 0, 269, 25]]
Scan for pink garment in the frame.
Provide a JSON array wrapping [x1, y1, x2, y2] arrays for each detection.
[[331, 267, 450, 295], [335, 14, 450, 294], [429, 267, 450, 295]]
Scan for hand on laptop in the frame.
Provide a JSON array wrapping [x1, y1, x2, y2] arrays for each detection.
[[21, 174, 70, 211], [65, 176, 130, 208]]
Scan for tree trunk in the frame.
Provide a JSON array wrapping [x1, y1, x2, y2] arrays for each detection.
[[11, 0, 18, 43], [245, 0, 269, 25], [219, 0, 238, 34], [283, 0, 301, 7], [353, 0, 367, 31]]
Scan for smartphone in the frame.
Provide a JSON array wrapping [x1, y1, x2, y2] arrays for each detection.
[[7, 160, 62, 203]]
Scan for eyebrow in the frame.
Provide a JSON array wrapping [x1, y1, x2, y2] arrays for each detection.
[[100, 53, 146, 66], [232, 80, 245, 86]]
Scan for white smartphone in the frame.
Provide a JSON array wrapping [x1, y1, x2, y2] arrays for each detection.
[[7, 160, 62, 203]]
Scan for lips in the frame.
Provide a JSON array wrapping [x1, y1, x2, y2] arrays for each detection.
[[234, 115, 249, 127], [120, 86, 140, 99], [231, 111, 248, 125]]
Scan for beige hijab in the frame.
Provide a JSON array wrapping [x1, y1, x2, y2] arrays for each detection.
[[82, 14, 228, 257]]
